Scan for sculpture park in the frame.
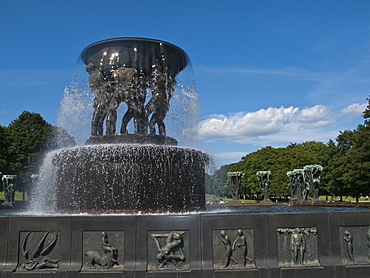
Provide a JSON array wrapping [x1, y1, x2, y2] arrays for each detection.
[[0, 38, 369, 277]]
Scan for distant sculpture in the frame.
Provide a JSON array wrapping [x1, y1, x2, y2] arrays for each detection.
[[343, 230, 354, 263], [287, 170, 305, 200], [256, 171, 272, 202], [277, 227, 317, 265], [287, 165, 323, 201], [226, 172, 245, 200], [2, 175, 17, 206], [232, 230, 252, 266], [85, 232, 118, 269], [220, 230, 238, 268], [151, 231, 186, 269], [303, 165, 323, 200], [31, 174, 39, 184], [20, 231, 59, 270]]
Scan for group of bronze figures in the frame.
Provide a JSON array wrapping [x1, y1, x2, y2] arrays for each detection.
[[287, 165, 323, 201], [87, 59, 176, 137], [228, 166, 322, 202]]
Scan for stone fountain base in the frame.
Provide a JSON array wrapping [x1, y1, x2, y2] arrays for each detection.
[[52, 144, 208, 212], [0, 211, 369, 277]]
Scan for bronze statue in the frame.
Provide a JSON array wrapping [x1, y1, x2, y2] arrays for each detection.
[[226, 172, 245, 200], [2, 175, 17, 206], [146, 59, 176, 136], [256, 171, 272, 202]]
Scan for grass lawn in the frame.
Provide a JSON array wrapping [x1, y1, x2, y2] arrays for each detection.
[[0, 191, 28, 201]]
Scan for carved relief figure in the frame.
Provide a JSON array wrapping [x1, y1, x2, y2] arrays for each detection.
[[151, 231, 186, 269], [213, 229, 254, 269], [85, 232, 119, 269], [220, 230, 238, 268], [290, 228, 306, 264], [20, 231, 59, 270], [232, 230, 252, 266], [277, 227, 317, 266], [343, 230, 354, 263]]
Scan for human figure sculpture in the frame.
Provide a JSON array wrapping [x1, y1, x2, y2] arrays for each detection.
[[309, 165, 323, 199], [286, 171, 296, 199], [287, 169, 314, 201], [87, 61, 177, 137], [288, 165, 323, 201], [88, 62, 149, 136], [232, 230, 252, 266], [256, 171, 272, 202], [290, 228, 306, 264], [343, 230, 354, 263], [220, 230, 238, 268], [226, 172, 245, 200], [111, 67, 147, 135], [87, 63, 112, 136], [146, 59, 175, 136], [151, 231, 186, 269], [277, 227, 317, 265], [2, 175, 17, 206]]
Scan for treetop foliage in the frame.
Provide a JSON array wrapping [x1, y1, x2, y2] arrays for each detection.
[[1, 111, 76, 192]]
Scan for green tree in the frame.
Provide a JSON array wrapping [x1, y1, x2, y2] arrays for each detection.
[[321, 139, 348, 200], [4, 111, 76, 194], [0, 125, 9, 173], [205, 164, 235, 197], [341, 125, 370, 201], [323, 96, 370, 201]]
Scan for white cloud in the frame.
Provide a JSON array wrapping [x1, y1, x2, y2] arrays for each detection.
[[197, 106, 299, 140], [196, 104, 338, 141], [297, 105, 330, 122], [340, 103, 367, 116]]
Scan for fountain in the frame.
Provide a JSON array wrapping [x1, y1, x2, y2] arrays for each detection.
[[1, 38, 369, 277]]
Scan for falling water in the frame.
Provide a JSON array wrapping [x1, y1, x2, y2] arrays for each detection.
[[30, 38, 206, 213]]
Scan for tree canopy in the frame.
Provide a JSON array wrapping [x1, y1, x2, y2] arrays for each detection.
[[1, 111, 76, 193]]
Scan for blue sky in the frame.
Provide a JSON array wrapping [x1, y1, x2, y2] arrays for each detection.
[[1, 1, 370, 167]]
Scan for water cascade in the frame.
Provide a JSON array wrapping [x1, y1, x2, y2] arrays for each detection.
[[37, 38, 208, 213]]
